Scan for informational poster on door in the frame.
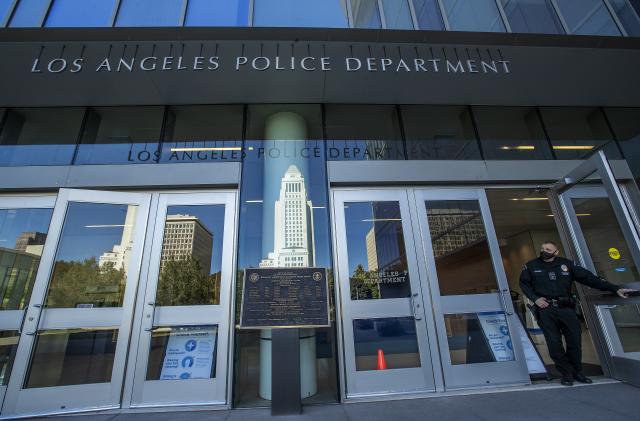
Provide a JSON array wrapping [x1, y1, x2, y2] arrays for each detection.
[[160, 326, 218, 380], [477, 312, 515, 362], [513, 316, 547, 375]]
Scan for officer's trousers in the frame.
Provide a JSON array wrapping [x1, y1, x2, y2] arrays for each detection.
[[537, 306, 582, 377]]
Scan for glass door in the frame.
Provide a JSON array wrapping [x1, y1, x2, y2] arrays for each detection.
[[125, 192, 237, 407], [551, 151, 640, 384], [0, 195, 55, 407], [332, 189, 439, 397], [414, 188, 529, 389], [1, 189, 151, 417]]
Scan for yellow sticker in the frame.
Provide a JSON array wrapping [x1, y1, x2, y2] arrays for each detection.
[[608, 248, 621, 260]]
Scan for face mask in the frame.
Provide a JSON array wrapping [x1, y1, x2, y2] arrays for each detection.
[[540, 251, 556, 260]]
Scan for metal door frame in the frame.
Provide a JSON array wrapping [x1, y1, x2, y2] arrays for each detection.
[[1, 189, 152, 418], [549, 150, 640, 384], [123, 191, 238, 408], [331, 188, 440, 398], [0, 194, 57, 410], [413, 187, 530, 389]]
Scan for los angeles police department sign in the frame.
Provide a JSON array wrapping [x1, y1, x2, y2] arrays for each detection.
[[30, 44, 512, 75]]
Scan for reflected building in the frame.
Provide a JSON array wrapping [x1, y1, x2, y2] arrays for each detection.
[[0, 247, 40, 310], [428, 206, 486, 257], [14, 231, 46, 253], [98, 206, 138, 271], [159, 214, 213, 274], [260, 165, 315, 268]]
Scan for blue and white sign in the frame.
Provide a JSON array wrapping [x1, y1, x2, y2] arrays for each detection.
[[477, 312, 515, 362], [513, 316, 547, 375], [160, 326, 217, 380]]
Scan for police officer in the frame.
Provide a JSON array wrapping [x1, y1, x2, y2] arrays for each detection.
[[519, 241, 637, 386]]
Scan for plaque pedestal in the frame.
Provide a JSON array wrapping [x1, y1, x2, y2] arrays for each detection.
[[259, 328, 317, 400]]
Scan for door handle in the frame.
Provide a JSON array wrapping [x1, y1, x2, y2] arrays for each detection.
[[17, 307, 29, 334], [500, 289, 514, 316], [410, 293, 422, 321]]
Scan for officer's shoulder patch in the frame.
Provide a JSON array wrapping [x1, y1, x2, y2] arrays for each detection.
[[561, 264, 568, 272]]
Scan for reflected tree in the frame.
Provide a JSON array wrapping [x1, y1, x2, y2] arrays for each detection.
[[46, 258, 125, 307], [350, 264, 381, 300], [156, 256, 220, 306]]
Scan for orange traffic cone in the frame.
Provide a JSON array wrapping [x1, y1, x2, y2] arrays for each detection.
[[376, 349, 387, 370]]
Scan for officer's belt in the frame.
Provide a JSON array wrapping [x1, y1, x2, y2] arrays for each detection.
[[544, 297, 573, 308]]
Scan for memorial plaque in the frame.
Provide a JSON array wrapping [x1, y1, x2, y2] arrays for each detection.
[[240, 267, 329, 329]]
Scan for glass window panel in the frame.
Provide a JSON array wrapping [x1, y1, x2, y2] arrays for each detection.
[[8, 0, 48, 27], [0, 330, 19, 385], [25, 328, 118, 388], [381, 0, 414, 29], [1, 0, 14, 26], [45, 0, 117, 27], [445, 312, 515, 364], [473, 106, 554, 160], [253, 0, 348, 28], [440, 0, 506, 32], [345, 202, 411, 300], [500, 0, 565, 34], [413, 0, 445, 30], [426, 200, 499, 295], [236, 104, 337, 406], [156, 205, 225, 306], [45, 202, 139, 308], [351, 0, 382, 28], [146, 325, 218, 380], [325, 105, 404, 160], [75, 107, 163, 165], [0, 108, 83, 166], [185, 0, 249, 26], [608, 304, 640, 353], [402, 105, 481, 160], [554, 0, 621, 35], [0, 208, 53, 310], [609, 0, 640, 36], [353, 317, 420, 370], [571, 197, 640, 283], [539, 107, 621, 160], [632, 0, 640, 16], [115, 0, 184, 27], [604, 108, 640, 181], [161, 106, 243, 164]]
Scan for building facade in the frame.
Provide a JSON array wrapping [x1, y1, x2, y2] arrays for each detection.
[[0, 0, 639, 418]]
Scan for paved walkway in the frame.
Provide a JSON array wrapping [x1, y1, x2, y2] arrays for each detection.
[[30, 381, 640, 421]]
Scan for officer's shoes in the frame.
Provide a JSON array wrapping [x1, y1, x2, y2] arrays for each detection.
[[560, 376, 574, 386], [573, 373, 593, 384]]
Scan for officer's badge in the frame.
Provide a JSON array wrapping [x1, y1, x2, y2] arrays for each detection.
[[561, 264, 568, 272]]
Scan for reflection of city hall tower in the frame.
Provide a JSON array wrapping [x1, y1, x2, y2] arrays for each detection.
[[260, 165, 315, 268], [159, 214, 213, 273]]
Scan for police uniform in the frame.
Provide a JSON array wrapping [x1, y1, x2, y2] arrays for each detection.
[[519, 256, 620, 380]]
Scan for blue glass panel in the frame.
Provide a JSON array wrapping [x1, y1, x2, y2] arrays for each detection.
[[381, 0, 413, 29], [352, 0, 382, 28], [609, 0, 640, 36], [253, 0, 348, 28], [75, 107, 163, 165], [554, 0, 621, 35], [631, 0, 640, 16], [9, 0, 49, 27], [116, 0, 183, 27], [0, 0, 14, 26], [413, 0, 445, 30], [185, 0, 248, 26], [440, 0, 506, 32], [45, 0, 117, 27], [500, 0, 564, 34], [0, 108, 81, 166]]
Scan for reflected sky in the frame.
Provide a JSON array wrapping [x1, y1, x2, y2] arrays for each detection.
[[0, 208, 53, 249], [55, 202, 132, 262]]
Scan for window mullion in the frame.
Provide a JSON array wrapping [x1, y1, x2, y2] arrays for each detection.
[[38, 0, 54, 27], [602, 0, 629, 36], [377, 0, 387, 29], [110, 0, 123, 27], [494, 0, 512, 32], [179, 0, 188, 26], [548, 0, 571, 34], [435, 0, 451, 30], [406, 0, 419, 30]]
